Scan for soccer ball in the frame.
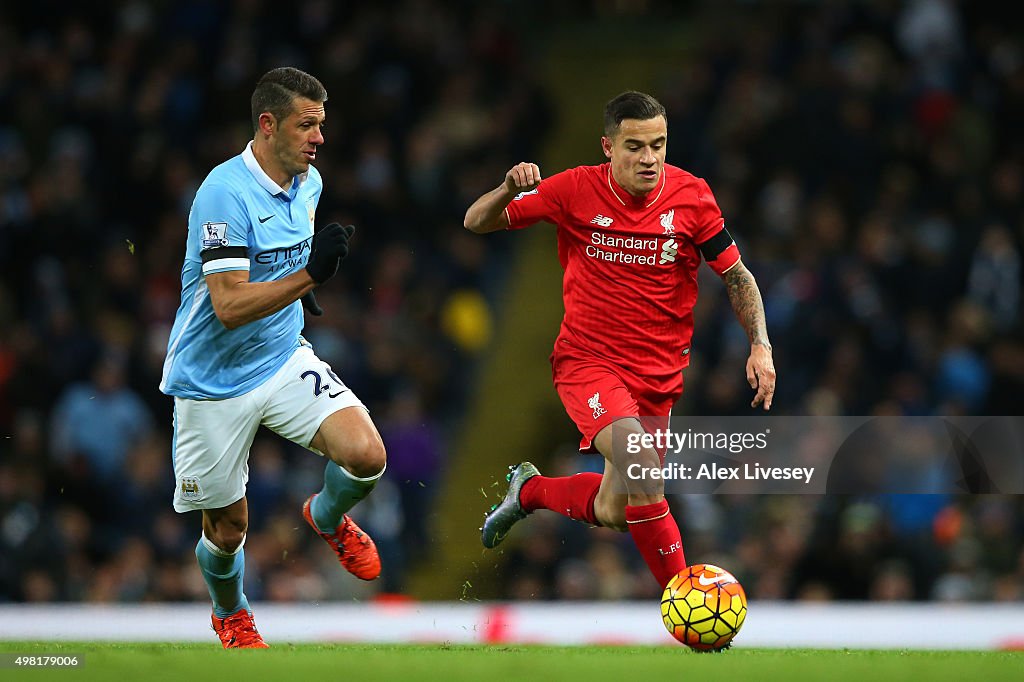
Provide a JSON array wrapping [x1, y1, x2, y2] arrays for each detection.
[[661, 563, 747, 651]]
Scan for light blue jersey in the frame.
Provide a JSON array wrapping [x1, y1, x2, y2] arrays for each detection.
[[161, 142, 322, 399]]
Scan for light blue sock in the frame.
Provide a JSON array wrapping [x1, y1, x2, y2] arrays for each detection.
[[195, 535, 249, 618], [310, 462, 385, 532]]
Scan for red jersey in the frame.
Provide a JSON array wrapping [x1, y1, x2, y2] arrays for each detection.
[[505, 162, 740, 397]]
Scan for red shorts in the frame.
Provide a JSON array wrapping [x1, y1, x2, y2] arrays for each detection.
[[551, 351, 680, 454]]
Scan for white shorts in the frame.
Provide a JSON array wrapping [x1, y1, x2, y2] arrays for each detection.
[[171, 345, 365, 512]]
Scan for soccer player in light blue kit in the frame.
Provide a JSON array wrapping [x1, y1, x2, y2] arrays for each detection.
[[161, 67, 387, 648]]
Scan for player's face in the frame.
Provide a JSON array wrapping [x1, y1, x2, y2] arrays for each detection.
[[602, 116, 667, 197], [273, 96, 326, 178]]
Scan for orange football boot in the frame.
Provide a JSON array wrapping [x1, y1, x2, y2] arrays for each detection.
[[303, 494, 381, 580], [211, 608, 269, 649]]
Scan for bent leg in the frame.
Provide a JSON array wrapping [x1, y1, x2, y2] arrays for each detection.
[[517, 358, 636, 528], [517, 417, 660, 531], [519, 468, 604, 525], [307, 406, 387, 531], [259, 348, 385, 579], [310, 404, 387, 477], [260, 348, 387, 530], [593, 417, 686, 587], [591, 417, 664, 528]]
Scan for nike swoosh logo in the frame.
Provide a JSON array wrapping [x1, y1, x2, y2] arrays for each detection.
[[697, 573, 728, 586], [258, 215, 274, 223]]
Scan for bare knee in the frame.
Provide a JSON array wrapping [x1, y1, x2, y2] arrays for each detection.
[[206, 518, 247, 554], [347, 439, 386, 479], [329, 430, 387, 479], [213, 530, 245, 554], [207, 524, 245, 552]]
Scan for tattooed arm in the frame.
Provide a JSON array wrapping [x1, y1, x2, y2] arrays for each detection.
[[722, 261, 776, 410]]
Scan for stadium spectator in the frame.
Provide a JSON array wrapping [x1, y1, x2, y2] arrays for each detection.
[[50, 351, 153, 478]]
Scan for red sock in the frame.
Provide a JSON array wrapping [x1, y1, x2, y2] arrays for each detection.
[[625, 499, 687, 587], [519, 473, 601, 525]]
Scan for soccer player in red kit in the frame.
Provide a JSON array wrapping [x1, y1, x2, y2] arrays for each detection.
[[463, 91, 775, 589]]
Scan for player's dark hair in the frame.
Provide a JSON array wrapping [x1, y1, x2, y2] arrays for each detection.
[[603, 91, 667, 136], [251, 67, 327, 133]]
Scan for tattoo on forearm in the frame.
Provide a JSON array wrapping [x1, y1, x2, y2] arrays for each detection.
[[724, 264, 770, 347]]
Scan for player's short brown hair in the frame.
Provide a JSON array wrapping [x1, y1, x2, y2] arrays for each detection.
[[251, 67, 327, 133], [603, 91, 667, 136]]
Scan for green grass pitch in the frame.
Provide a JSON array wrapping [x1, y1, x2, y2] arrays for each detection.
[[1, 642, 1022, 681]]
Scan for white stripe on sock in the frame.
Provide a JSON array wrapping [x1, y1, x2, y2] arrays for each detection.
[[201, 533, 245, 557], [337, 462, 387, 483]]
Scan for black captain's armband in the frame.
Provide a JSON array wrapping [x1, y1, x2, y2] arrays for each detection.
[[697, 227, 735, 262], [200, 246, 248, 263]]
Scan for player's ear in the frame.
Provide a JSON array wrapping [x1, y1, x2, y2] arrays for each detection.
[[601, 136, 613, 159], [258, 112, 276, 137]]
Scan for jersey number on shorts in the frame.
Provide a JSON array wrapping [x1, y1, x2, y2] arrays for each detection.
[[301, 368, 345, 399]]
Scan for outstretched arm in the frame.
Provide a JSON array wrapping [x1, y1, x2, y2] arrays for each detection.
[[722, 260, 776, 410], [464, 162, 542, 234]]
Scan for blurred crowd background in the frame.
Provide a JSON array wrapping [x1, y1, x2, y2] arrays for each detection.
[[2, 0, 1023, 606]]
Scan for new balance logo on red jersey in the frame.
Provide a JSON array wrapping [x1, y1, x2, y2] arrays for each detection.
[[588, 392, 606, 419], [590, 215, 614, 227]]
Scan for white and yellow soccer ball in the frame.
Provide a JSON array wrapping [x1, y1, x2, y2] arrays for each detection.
[[661, 563, 747, 651]]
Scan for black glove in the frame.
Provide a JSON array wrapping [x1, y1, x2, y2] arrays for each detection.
[[305, 223, 356, 284], [301, 291, 323, 316]]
